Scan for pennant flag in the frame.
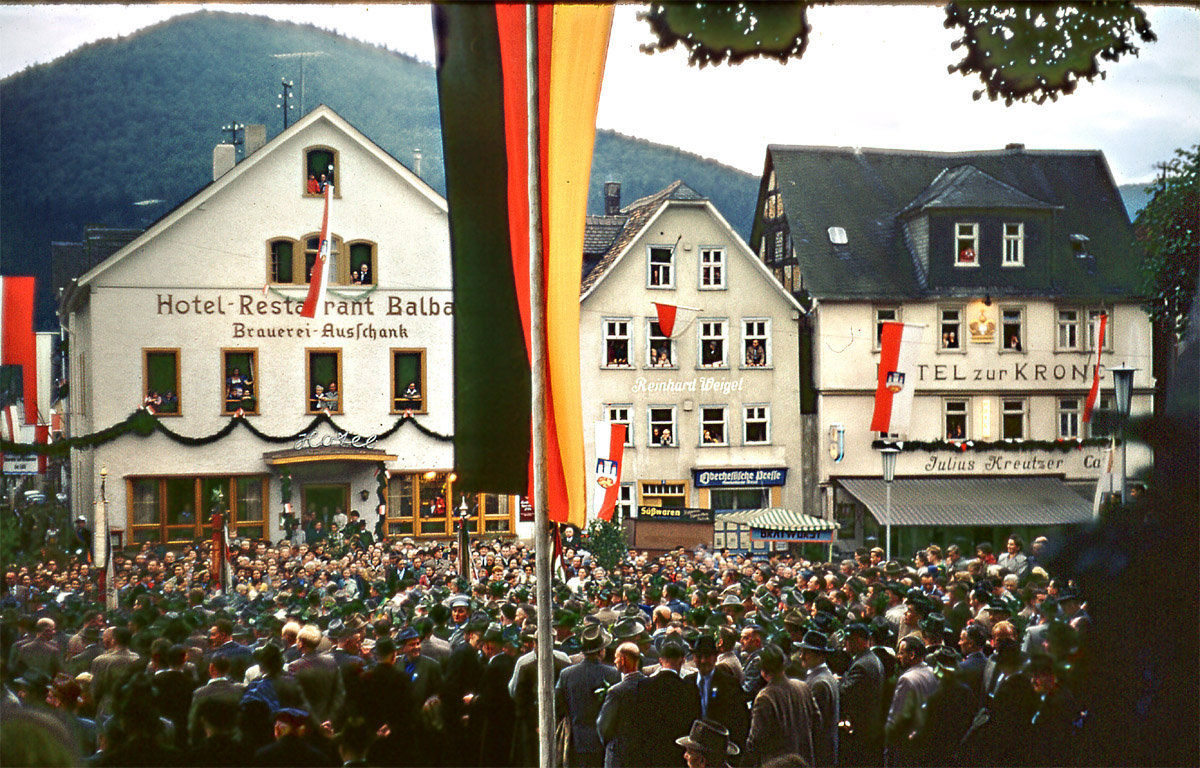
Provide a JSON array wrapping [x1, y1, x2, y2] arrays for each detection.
[[1, 276, 38, 425], [592, 421, 627, 521], [870, 322, 925, 434], [1093, 439, 1118, 515], [1083, 313, 1108, 423], [652, 302, 701, 338], [300, 182, 334, 318], [435, 3, 613, 529]]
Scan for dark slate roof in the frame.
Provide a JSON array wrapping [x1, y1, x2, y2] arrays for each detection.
[[838, 477, 1094, 527], [580, 181, 706, 295], [900, 164, 1057, 216], [584, 215, 627, 256], [757, 145, 1141, 300]]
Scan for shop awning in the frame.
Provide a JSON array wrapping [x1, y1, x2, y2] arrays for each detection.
[[263, 446, 397, 466], [837, 477, 1093, 527], [715, 508, 837, 531]]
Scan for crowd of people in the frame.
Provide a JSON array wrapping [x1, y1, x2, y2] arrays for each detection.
[[1, 526, 1092, 768]]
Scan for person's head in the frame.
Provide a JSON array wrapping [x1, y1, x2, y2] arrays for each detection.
[[692, 635, 718, 677], [758, 643, 785, 680], [659, 636, 687, 671], [960, 624, 988, 655], [991, 620, 1017, 644], [897, 636, 926, 670], [614, 642, 641, 675], [297, 624, 322, 652], [677, 719, 738, 768], [739, 625, 763, 654], [209, 653, 233, 680], [36, 617, 56, 640], [1006, 535, 1024, 555], [273, 708, 311, 740], [209, 619, 232, 647]]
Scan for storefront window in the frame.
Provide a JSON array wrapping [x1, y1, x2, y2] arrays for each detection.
[[127, 476, 267, 546]]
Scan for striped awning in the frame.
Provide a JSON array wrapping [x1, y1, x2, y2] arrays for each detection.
[[715, 508, 837, 532], [837, 477, 1094, 527]]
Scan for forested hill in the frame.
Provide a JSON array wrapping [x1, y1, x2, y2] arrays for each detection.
[[0, 10, 759, 328]]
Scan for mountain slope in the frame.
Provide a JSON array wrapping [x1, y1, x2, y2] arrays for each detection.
[[0, 10, 759, 327]]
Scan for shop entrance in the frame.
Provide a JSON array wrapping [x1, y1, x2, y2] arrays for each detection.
[[302, 484, 349, 532]]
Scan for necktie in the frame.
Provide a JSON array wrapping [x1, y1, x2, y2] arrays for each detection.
[[699, 674, 710, 718]]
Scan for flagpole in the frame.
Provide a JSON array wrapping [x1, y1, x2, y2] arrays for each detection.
[[527, 7, 556, 768]]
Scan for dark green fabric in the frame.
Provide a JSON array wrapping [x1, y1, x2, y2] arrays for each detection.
[[392, 352, 422, 407], [435, 4, 531, 494], [272, 241, 294, 283]]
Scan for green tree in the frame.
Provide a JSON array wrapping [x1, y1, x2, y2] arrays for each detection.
[[580, 518, 629, 573], [1137, 144, 1199, 338]]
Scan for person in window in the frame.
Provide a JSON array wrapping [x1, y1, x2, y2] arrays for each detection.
[[1007, 333, 1022, 351], [312, 384, 325, 411], [226, 383, 244, 412], [403, 381, 420, 400], [357, 263, 370, 285], [318, 173, 329, 192], [660, 427, 673, 446], [307, 174, 320, 194], [656, 346, 672, 367], [161, 391, 178, 412], [948, 423, 964, 440], [746, 339, 766, 366], [227, 367, 252, 403], [351, 269, 361, 285], [703, 429, 716, 444], [323, 381, 339, 411], [144, 390, 161, 408], [703, 341, 721, 366]]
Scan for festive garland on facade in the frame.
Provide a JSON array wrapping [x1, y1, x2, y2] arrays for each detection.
[[265, 284, 378, 303], [0, 408, 452, 457], [870, 437, 1113, 453]]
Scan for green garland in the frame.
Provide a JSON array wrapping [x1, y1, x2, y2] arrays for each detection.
[[0, 408, 452, 457], [265, 284, 377, 303], [870, 437, 1113, 453]]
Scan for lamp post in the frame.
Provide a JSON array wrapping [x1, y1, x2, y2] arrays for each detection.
[[1110, 364, 1136, 504], [457, 496, 472, 580], [879, 445, 900, 561]]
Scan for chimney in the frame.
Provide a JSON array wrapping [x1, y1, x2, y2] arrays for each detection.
[[604, 181, 621, 215], [244, 124, 266, 156], [1005, 143, 1025, 151], [413, 148, 422, 178], [213, 144, 235, 181]]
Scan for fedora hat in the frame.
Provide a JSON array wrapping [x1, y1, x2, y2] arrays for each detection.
[[691, 633, 718, 655], [579, 623, 612, 654], [797, 630, 834, 654], [676, 718, 739, 757]]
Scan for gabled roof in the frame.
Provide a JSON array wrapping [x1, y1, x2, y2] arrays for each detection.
[[754, 145, 1141, 301], [900, 164, 1057, 216], [72, 105, 445, 291], [580, 180, 803, 314], [583, 214, 627, 256]]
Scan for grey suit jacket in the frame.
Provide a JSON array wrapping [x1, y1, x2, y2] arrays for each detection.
[[807, 664, 840, 768], [90, 648, 144, 718], [597, 672, 646, 768], [288, 651, 346, 725], [188, 677, 245, 745], [839, 649, 884, 747], [555, 657, 619, 756], [743, 676, 818, 767]]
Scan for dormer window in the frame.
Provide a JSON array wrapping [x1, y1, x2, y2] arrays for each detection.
[[955, 223, 979, 267], [305, 147, 338, 196], [1003, 222, 1025, 266]]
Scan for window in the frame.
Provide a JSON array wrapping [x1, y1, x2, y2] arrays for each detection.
[[1002, 399, 1027, 439], [305, 147, 337, 195], [648, 406, 677, 447], [1001, 307, 1024, 352], [647, 321, 675, 368], [699, 320, 727, 368], [956, 222, 979, 266], [700, 248, 726, 289], [605, 405, 635, 447], [1058, 398, 1081, 439], [603, 319, 633, 368], [269, 239, 298, 284], [744, 405, 770, 444], [306, 349, 342, 414], [386, 472, 463, 537], [476, 493, 513, 534], [640, 482, 686, 508], [1087, 309, 1114, 351], [615, 484, 635, 521], [386, 475, 417, 536], [222, 349, 258, 415], [143, 349, 180, 415], [701, 406, 727, 445], [940, 307, 963, 351], [944, 399, 969, 440], [235, 477, 265, 540], [648, 246, 675, 288], [303, 233, 342, 285], [1003, 223, 1025, 266], [391, 349, 426, 413], [418, 472, 451, 535], [1057, 309, 1081, 350], [346, 242, 376, 286], [875, 306, 901, 349], [1089, 394, 1114, 438], [743, 319, 770, 367], [127, 476, 267, 545]]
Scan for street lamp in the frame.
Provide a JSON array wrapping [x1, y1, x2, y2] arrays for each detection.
[[457, 496, 472, 580], [1110, 364, 1137, 504], [879, 445, 900, 561]]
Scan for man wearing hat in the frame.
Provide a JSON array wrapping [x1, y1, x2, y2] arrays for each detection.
[[684, 634, 748, 753], [353, 636, 412, 764], [555, 623, 619, 767], [447, 594, 472, 648], [797, 631, 840, 768], [442, 617, 488, 766], [474, 623, 518, 766], [398, 625, 445, 768], [838, 622, 884, 767], [253, 708, 328, 766], [676, 719, 740, 768], [630, 635, 701, 767], [742, 643, 818, 767]]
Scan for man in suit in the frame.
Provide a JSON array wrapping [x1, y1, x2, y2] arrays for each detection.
[[556, 624, 620, 768], [838, 622, 884, 767], [739, 624, 765, 698], [188, 654, 246, 746], [287, 623, 345, 727], [358, 636, 412, 766], [252, 708, 329, 767], [797, 631, 840, 768], [958, 624, 990, 702], [154, 643, 198, 749], [12, 617, 63, 679], [474, 624, 518, 767], [886, 636, 940, 767], [598, 641, 647, 768], [397, 625, 444, 767], [629, 635, 701, 768], [208, 618, 254, 684], [419, 614, 453, 665], [742, 643, 819, 767], [683, 634, 747, 753], [90, 626, 143, 720], [69, 625, 105, 676], [442, 617, 487, 767], [185, 696, 244, 767], [511, 626, 570, 767]]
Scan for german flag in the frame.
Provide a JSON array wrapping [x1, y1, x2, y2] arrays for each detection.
[[435, 4, 612, 529]]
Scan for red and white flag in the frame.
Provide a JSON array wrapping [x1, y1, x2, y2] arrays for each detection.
[[870, 322, 925, 434], [1, 276, 38, 425], [592, 421, 627, 521], [300, 183, 334, 319], [1083, 313, 1108, 423], [652, 302, 700, 338]]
